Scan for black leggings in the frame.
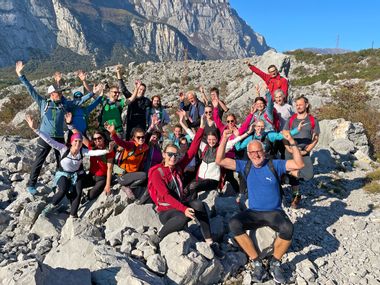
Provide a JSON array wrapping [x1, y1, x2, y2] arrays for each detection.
[[117, 172, 147, 188], [54, 175, 84, 216], [158, 200, 211, 240], [229, 209, 293, 241], [82, 173, 106, 200], [188, 178, 219, 197]]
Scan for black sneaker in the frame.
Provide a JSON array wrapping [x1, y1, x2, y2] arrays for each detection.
[[251, 260, 267, 283], [269, 259, 286, 284], [210, 242, 225, 259], [136, 189, 151, 205]]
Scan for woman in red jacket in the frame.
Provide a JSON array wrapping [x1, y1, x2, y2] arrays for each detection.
[[148, 116, 223, 257]]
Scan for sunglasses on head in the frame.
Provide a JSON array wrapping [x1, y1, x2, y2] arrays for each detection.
[[166, 152, 179, 158]]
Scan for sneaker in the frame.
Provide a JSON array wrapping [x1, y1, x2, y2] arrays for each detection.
[[291, 195, 301, 209], [121, 186, 136, 201], [27, 186, 37, 196], [251, 260, 267, 283], [210, 242, 225, 259], [269, 259, 286, 284], [41, 203, 58, 216]]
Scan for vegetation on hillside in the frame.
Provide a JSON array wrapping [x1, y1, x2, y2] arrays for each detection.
[[287, 49, 380, 86], [317, 81, 380, 159], [364, 168, 380, 194]]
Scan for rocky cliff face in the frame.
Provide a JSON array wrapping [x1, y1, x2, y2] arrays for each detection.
[[0, 0, 270, 67]]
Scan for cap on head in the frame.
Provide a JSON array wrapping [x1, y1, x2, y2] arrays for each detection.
[[73, 91, 83, 99], [70, 133, 83, 144]]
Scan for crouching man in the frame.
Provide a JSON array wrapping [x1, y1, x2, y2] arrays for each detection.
[[216, 129, 304, 283]]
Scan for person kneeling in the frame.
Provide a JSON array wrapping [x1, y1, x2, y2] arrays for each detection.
[[216, 129, 304, 283]]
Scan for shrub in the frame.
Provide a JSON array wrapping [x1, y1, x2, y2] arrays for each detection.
[[363, 181, 380, 194], [317, 82, 380, 157]]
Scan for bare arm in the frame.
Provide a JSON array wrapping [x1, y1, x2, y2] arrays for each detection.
[[104, 157, 113, 195], [215, 130, 236, 170], [218, 99, 229, 113], [282, 130, 305, 171]]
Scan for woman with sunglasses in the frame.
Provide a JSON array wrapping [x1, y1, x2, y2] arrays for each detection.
[[201, 105, 219, 142], [25, 114, 113, 218], [147, 118, 224, 257], [80, 131, 115, 203], [105, 123, 149, 203], [211, 98, 253, 193]]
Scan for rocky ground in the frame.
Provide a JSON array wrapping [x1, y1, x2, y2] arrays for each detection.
[[0, 116, 379, 284]]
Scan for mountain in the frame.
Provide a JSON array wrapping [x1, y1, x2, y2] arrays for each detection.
[[298, 48, 351, 55], [0, 0, 271, 68]]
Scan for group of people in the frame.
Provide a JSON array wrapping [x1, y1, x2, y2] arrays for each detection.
[[16, 59, 320, 284]]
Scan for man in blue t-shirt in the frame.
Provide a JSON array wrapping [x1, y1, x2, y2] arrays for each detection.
[[216, 129, 304, 284]]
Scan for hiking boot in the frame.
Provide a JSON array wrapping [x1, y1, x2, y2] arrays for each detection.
[[269, 259, 286, 284], [291, 195, 301, 209], [251, 260, 267, 282], [27, 186, 37, 196], [41, 203, 58, 216], [121, 186, 136, 201], [210, 242, 225, 259]]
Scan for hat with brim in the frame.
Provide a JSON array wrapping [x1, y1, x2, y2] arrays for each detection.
[[47, 85, 65, 94]]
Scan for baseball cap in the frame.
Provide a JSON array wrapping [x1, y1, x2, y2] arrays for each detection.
[[47, 85, 64, 94], [73, 91, 84, 99]]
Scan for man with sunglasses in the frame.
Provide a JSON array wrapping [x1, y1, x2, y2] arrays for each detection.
[[216, 129, 304, 283], [245, 62, 289, 100]]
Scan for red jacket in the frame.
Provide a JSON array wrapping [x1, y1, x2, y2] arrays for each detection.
[[249, 65, 288, 99], [148, 127, 204, 213]]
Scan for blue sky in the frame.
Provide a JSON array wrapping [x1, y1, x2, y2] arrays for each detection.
[[229, 0, 379, 52]]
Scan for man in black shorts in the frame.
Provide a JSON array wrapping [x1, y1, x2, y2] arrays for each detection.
[[216, 129, 304, 283]]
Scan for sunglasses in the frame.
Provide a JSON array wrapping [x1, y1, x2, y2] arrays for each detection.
[[93, 136, 103, 141], [135, 136, 145, 140], [166, 152, 179, 158], [227, 120, 235, 123], [112, 91, 120, 95], [204, 111, 212, 114]]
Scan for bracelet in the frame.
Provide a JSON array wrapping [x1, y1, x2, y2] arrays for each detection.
[[289, 143, 297, 147]]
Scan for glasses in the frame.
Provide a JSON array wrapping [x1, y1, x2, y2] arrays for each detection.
[[247, 150, 264, 155], [166, 152, 179, 158], [227, 120, 235, 123], [112, 91, 120, 95], [135, 136, 145, 140], [204, 111, 212, 114], [93, 136, 103, 141]]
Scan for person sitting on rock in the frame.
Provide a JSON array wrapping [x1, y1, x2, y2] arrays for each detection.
[[65, 112, 115, 202], [15, 61, 96, 196], [273, 89, 294, 159], [166, 124, 192, 148], [179, 90, 205, 129], [143, 115, 163, 172], [116, 65, 151, 139], [178, 110, 245, 196], [235, 119, 305, 159], [216, 129, 305, 284], [104, 123, 149, 204], [147, 116, 224, 258], [146, 95, 170, 132], [25, 115, 113, 218], [245, 61, 289, 100], [283, 95, 320, 208]]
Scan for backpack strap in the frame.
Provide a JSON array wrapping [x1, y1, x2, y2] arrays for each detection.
[[288, 113, 297, 129], [243, 160, 252, 182], [157, 167, 165, 178], [263, 112, 274, 125], [309, 114, 315, 130], [267, 159, 284, 196]]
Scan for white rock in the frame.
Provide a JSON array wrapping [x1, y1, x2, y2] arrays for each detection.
[[146, 254, 167, 275]]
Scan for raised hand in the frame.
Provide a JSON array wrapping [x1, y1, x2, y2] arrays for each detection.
[[297, 120, 307, 131], [135, 79, 141, 88], [76, 70, 86, 82], [93, 83, 104, 95], [116, 64, 124, 75], [176, 109, 186, 121], [15, 61, 24, 76], [108, 141, 116, 151], [247, 123, 255, 134], [232, 126, 239, 137], [64, 112, 72, 124], [104, 122, 115, 134], [250, 103, 257, 114], [222, 129, 233, 140], [199, 86, 205, 93], [243, 60, 250, 65], [255, 84, 261, 96], [54, 71, 62, 85], [200, 114, 206, 129], [25, 114, 36, 131], [211, 97, 218, 108]]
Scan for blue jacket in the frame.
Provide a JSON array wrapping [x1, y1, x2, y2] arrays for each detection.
[[71, 94, 102, 134], [19, 75, 88, 138]]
